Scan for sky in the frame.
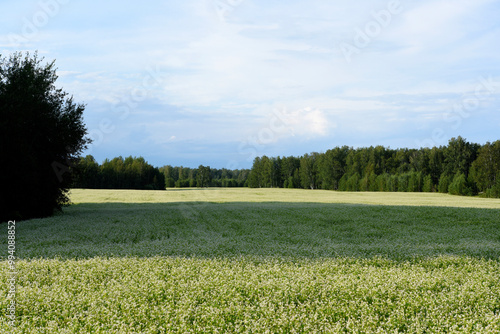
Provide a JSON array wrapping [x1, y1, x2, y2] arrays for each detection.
[[1, 0, 499, 169]]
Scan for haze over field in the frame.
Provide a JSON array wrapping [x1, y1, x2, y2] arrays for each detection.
[[1, 0, 499, 168]]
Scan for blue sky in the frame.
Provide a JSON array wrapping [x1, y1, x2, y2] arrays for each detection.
[[1, 0, 500, 169]]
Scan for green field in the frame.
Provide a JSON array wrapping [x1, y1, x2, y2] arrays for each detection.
[[2, 189, 500, 333]]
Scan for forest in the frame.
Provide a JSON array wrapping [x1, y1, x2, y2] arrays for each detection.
[[72, 136, 500, 198], [72, 156, 249, 190], [247, 136, 500, 198]]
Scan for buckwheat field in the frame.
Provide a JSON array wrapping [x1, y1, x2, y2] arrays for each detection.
[[2, 188, 500, 333]]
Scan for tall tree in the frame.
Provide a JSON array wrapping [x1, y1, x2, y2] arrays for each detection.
[[444, 136, 479, 177], [247, 157, 263, 188], [196, 165, 211, 187], [470, 141, 500, 192], [300, 153, 318, 189], [1, 52, 90, 221], [428, 146, 445, 185], [73, 155, 100, 188], [318, 146, 348, 190]]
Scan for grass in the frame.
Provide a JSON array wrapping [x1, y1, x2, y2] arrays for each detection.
[[1, 188, 500, 333]]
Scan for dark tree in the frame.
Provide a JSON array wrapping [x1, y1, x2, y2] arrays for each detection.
[[196, 165, 211, 187], [247, 157, 264, 188], [444, 136, 480, 178], [300, 153, 319, 189], [0, 52, 90, 221], [318, 146, 348, 190], [470, 141, 500, 193], [74, 155, 165, 190], [74, 155, 101, 188]]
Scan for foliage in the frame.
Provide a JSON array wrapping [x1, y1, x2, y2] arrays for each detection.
[[74, 157, 249, 189], [386, 174, 398, 192], [346, 173, 360, 191], [163, 164, 249, 188], [246, 137, 500, 197], [438, 173, 453, 194], [72, 137, 499, 197], [471, 140, 500, 192], [73, 155, 165, 190], [0, 52, 90, 221], [484, 172, 500, 198], [444, 136, 480, 177], [196, 165, 211, 187], [448, 172, 473, 196], [248, 156, 299, 188], [423, 174, 434, 192]]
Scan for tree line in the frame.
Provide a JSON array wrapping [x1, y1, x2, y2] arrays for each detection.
[[72, 155, 250, 189], [72, 136, 500, 198], [161, 165, 249, 188], [73, 156, 165, 190], [247, 137, 500, 198]]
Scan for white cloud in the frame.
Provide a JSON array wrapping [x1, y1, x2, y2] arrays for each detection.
[[1, 0, 499, 167]]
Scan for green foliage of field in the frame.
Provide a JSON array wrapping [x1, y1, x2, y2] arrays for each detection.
[[1, 189, 500, 333]]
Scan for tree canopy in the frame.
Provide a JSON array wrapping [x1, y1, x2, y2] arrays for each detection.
[[73, 156, 249, 189], [0, 52, 90, 221], [246, 137, 500, 198]]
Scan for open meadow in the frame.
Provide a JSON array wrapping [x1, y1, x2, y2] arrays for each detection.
[[2, 188, 500, 333]]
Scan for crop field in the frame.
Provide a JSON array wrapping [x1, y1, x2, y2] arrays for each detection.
[[2, 189, 500, 333]]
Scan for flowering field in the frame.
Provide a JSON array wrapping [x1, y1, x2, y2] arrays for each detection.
[[1, 189, 500, 333]]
